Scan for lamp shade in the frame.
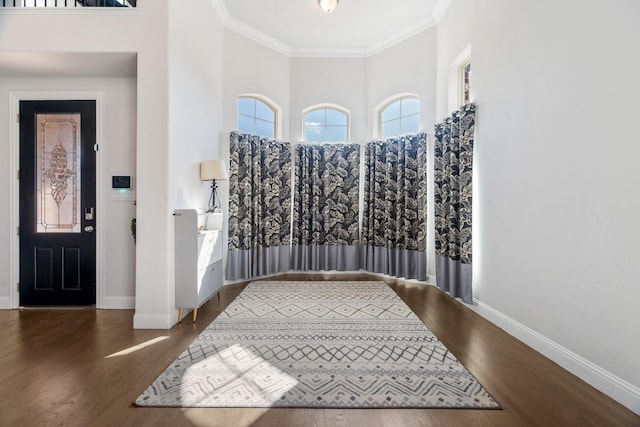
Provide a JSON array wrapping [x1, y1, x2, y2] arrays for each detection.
[[200, 160, 228, 181]]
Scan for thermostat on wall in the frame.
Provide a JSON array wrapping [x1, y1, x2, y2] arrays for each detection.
[[112, 176, 131, 189]]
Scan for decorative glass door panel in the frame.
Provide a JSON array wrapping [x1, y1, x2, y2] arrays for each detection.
[[36, 114, 81, 233], [20, 100, 96, 306]]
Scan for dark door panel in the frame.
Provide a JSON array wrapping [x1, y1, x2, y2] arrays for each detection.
[[19, 100, 96, 306]]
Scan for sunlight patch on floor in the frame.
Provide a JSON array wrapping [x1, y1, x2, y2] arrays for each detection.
[[105, 336, 169, 358]]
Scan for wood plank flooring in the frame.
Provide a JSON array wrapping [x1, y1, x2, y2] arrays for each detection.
[[0, 273, 638, 427]]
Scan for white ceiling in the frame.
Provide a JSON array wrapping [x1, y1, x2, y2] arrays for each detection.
[[0, 1, 449, 77], [215, 0, 451, 57]]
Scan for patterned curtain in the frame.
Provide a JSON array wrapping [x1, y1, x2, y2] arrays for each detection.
[[226, 131, 292, 280], [361, 133, 427, 280], [292, 143, 360, 271], [434, 103, 475, 303]]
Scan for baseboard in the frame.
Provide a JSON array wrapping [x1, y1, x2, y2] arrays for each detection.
[[0, 296, 10, 309], [223, 271, 436, 287], [133, 312, 175, 330], [472, 298, 640, 416], [102, 296, 135, 310], [0, 295, 134, 310]]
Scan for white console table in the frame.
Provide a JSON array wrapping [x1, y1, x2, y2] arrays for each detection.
[[173, 209, 223, 323]]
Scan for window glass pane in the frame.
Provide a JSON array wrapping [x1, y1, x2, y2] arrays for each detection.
[[305, 126, 324, 142], [381, 120, 401, 139], [255, 119, 275, 138], [237, 98, 255, 117], [463, 62, 471, 104], [381, 100, 401, 122], [401, 98, 420, 117], [237, 97, 277, 137], [255, 100, 274, 122], [325, 109, 347, 126], [304, 109, 325, 126], [237, 114, 254, 134], [325, 126, 347, 142], [401, 114, 420, 134], [37, 114, 81, 233]]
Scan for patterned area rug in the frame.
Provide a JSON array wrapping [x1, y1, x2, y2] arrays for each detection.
[[135, 281, 500, 408]]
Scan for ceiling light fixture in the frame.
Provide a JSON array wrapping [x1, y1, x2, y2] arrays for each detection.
[[318, 0, 339, 13]]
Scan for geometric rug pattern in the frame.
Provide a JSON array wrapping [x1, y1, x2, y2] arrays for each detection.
[[135, 281, 500, 408]]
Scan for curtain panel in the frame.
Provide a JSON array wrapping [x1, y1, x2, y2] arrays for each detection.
[[434, 103, 475, 303], [361, 132, 427, 280], [292, 143, 360, 271], [226, 131, 292, 280]]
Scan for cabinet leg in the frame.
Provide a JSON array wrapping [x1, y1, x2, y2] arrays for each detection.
[[178, 308, 183, 323], [192, 307, 198, 323]]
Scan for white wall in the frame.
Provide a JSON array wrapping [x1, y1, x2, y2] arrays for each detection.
[[366, 28, 437, 140], [290, 57, 367, 143], [437, 0, 640, 411], [223, 28, 437, 146], [169, 0, 224, 213], [0, 1, 224, 329], [0, 9, 150, 312], [101, 78, 137, 303], [0, 2, 175, 325], [166, 0, 224, 321], [130, 1, 172, 329], [223, 30, 291, 141]]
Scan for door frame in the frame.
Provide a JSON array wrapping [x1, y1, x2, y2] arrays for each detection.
[[9, 91, 105, 309]]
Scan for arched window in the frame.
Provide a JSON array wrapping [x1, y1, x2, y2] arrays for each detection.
[[303, 104, 349, 142], [378, 95, 420, 139], [237, 95, 277, 138]]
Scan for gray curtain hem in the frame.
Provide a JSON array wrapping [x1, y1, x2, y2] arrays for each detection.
[[435, 254, 472, 304], [226, 246, 291, 281], [361, 245, 427, 281], [291, 244, 360, 272]]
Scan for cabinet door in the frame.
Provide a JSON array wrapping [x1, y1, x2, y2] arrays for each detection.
[[198, 231, 221, 269], [198, 259, 222, 305]]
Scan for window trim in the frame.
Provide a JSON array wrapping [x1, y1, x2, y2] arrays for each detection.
[[448, 44, 472, 114], [301, 103, 351, 143], [237, 93, 282, 139], [373, 93, 421, 139], [459, 59, 471, 107]]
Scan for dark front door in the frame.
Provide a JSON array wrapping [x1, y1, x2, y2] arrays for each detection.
[[19, 100, 96, 306]]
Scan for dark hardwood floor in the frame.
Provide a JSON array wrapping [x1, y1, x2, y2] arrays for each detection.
[[1, 273, 638, 427]]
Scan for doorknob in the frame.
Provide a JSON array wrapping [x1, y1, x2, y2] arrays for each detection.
[[84, 226, 95, 233]]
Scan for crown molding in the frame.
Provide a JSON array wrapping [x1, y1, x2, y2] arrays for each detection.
[[432, 0, 453, 23], [224, 16, 292, 57], [365, 16, 438, 56], [290, 47, 369, 58], [211, 0, 452, 59], [209, 0, 229, 24]]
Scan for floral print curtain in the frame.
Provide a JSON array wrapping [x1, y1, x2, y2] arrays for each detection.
[[434, 103, 475, 303], [361, 133, 427, 280], [226, 131, 292, 280], [291, 143, 360, 271]]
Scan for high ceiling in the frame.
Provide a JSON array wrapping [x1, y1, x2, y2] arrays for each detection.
[[214, 0, 450, 57]]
